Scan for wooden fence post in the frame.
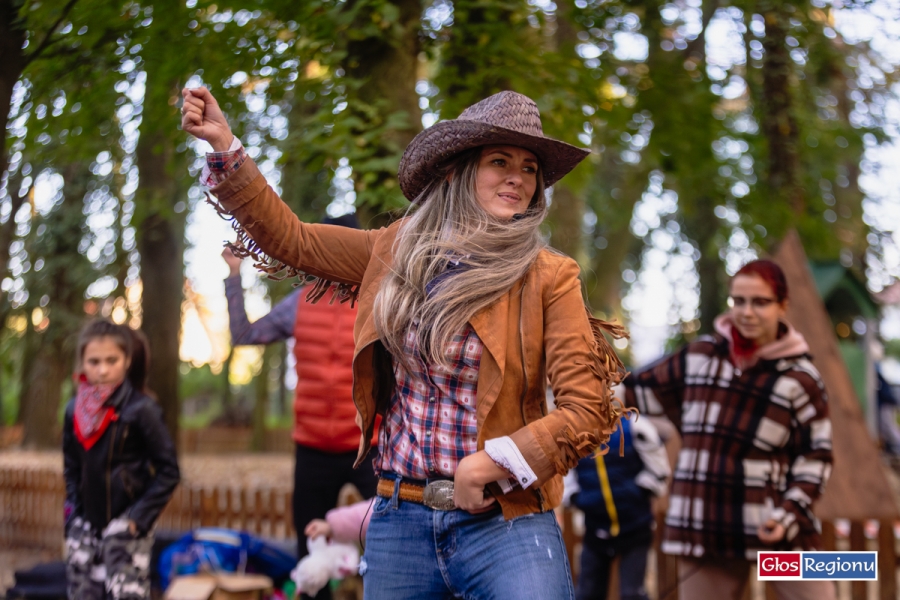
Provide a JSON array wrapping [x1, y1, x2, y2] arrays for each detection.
[[561, 508, 577, 581], [879, 520, 897, 600], [821, 520, 836, 551], [848, 520, 867, 600]]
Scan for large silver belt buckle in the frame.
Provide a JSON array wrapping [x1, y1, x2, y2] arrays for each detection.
[[422, 480, 455, 511]]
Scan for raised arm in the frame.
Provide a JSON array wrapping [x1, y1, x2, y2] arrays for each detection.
[[181, 87, 380, 288], [223, 249, 298, 345]]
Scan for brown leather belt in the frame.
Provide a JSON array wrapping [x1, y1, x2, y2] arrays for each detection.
[[376, 477, 456, 511]]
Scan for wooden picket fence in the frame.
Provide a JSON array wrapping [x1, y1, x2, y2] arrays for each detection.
[[2, 464, 898, 600], [155, 483, 294, 539], [0, 467, 294, 552], [561, 511, 900, 600], [0, 468, 63, 551]]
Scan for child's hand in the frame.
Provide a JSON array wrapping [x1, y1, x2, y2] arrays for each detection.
[[304, 519, 333, 540]]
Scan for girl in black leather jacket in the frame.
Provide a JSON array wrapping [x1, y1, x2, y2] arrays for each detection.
[[63, 319, 180, 600]]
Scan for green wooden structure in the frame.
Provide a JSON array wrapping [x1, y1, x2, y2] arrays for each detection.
[[810, 262, 880, 420]]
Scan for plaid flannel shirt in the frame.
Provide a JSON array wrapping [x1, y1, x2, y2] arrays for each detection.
[[202, 137, 247, 187], [206, 150, 534, 487], [623, 334, 833, 560], [378, 322, 483, 479]]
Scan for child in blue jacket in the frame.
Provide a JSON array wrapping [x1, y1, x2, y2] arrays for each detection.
[[564, 416, 670, 600]]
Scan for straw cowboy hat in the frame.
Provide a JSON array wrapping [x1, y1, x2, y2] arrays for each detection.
[[398, 91, 591, 202]]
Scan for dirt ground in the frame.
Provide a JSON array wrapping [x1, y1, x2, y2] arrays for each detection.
[[0, 450, 295, 491]]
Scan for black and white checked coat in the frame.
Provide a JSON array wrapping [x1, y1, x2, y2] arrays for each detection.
[[623, 333, 833, 560]]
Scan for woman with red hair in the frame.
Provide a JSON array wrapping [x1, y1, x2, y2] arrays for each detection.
[[624, 260, 835, 600]]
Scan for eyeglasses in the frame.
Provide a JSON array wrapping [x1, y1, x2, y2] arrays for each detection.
[[727, 296, 779, 310]]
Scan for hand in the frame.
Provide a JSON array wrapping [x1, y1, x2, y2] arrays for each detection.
[[454, 451, 502, 513], [652, 494, 669, 518], [181, 87, 234, 151], [128, 520, 138, 536], [758, 519, 786, 544], [304, 519, 333, 540], [222, 248, 242, 277]]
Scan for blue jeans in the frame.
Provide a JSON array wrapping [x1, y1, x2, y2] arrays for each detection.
[[360, 483, 575, 599]]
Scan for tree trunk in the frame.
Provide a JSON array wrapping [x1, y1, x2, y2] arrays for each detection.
[[438, 0, 516, 110], [585, 158, 650, 316], [20, 338, 69, 448], [21, 163, 93, 448], [276, 342, 288, 418], [16, 325, 38, 427], [279, 88, 331, 223], [548, 186, 586, 263], [221, 346, 234, 410], [0, 2, 29, 288], [133, 13, 189, 448], [0, 0, 26, 185], [136, 206, 184, 440], [687, 197, 725, 334], [546, 1, 585, 264], [588, 224, 644, 316], [760, 3, 803, 214], [251, 344, 277, 452], [342, 0, 421, 221]]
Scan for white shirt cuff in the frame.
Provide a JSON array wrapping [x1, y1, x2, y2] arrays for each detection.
[[200, 136, 244, 187], [484, 436, 538, 491]]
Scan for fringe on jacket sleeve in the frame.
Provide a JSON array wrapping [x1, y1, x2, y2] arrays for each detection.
[[205, 192, 361, 306]]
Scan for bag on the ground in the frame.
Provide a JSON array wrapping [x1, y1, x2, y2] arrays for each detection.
[[157, 527, 295, 590]]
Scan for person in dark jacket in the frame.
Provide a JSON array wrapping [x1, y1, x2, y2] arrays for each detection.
[[564, 416, 670, 600], [63, 319, 180, 600], [876, 365, 900, 456]]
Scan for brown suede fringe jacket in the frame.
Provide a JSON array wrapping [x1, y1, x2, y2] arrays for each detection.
[[208, 157, 628, 520]]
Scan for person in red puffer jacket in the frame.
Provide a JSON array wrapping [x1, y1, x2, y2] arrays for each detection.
[[222, 213, 376, 600]]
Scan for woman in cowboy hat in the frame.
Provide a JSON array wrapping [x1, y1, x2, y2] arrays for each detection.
[[181, 87, 626, 599]]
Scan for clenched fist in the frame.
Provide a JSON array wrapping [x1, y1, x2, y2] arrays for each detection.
[[180, 87, 234, 152]]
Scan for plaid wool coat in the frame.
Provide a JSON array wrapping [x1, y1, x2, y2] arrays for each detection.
[[623, 330, 833, 560]]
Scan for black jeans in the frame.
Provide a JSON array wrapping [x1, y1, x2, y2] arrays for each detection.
[[293, 444, 378, 600], [576, 527, 652, 600]]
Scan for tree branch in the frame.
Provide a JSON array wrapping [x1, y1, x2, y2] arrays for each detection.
[[24, 0, 81, 66]]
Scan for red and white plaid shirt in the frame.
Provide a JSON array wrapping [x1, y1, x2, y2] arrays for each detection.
[[378, 321, 483, 479], [202, 137, 247, 186]]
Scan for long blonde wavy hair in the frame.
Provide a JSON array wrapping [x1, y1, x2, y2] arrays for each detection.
[[373, 147, 549, 368]]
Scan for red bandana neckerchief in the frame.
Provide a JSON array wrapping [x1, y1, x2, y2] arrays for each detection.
[[73, 374, 120, 450], [729, 322, 789, 371]]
